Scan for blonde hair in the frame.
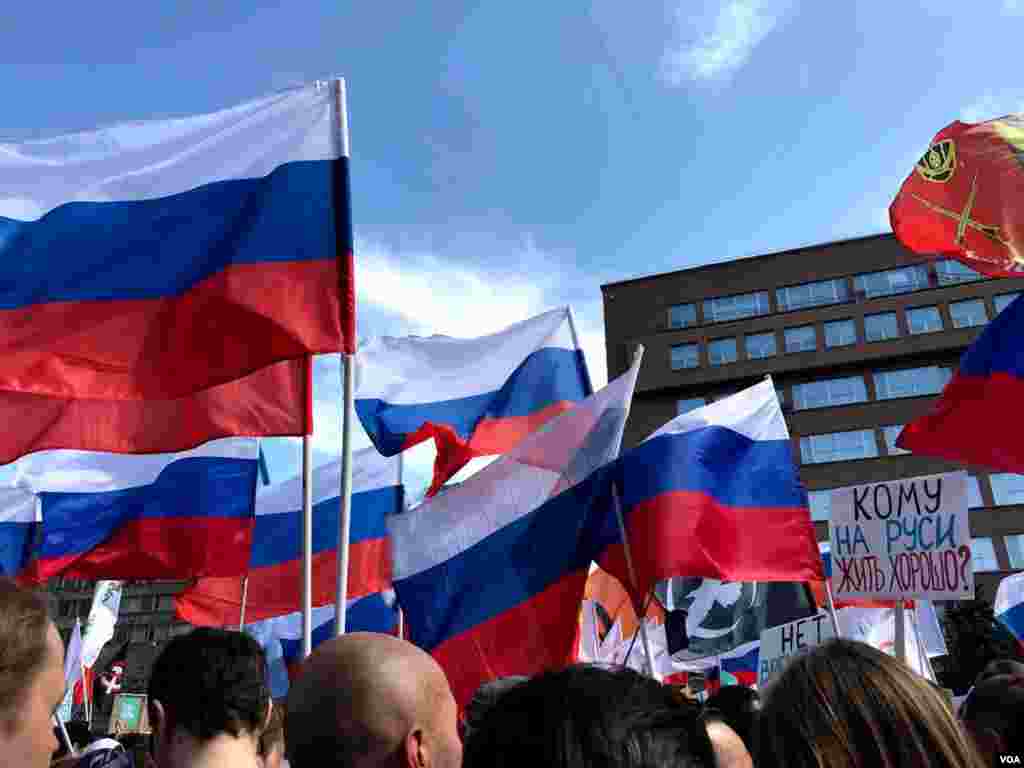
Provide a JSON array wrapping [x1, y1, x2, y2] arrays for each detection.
[[756, 638, 984, 768]]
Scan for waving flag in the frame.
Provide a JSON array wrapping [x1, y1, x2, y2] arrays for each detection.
[[0, 81, 352, 402], [389, 356, 639, 707], [176, 447, 400, 626], [898, 293, 1024, 471], [0, 487, 39, 577], [57, 619, 84, 722], [17, 439, 259, 581], [356, 307, 591, 495], [890, 114, 1024, 276], [598, 378, 823, 601], [0, 359, 308, 467], [996, 571, 1024, 651], [247, 592, 398, 697]]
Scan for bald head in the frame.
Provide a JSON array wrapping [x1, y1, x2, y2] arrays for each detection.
[[706, 720, 753, 768], [285, 633, 461, 768]]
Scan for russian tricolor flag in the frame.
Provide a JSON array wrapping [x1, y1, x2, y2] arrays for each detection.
[[176, 447, 400, 626], [247, 593, 399, 698], [899, 292, 1024, 471], [598, 378, 823, 602], [15, 438, 259, 582], [996, 572, 1024, 651], [389, 356, 640, 707], [0, 81, 352, 403], [720, 640, 760, 688], [356, 307, 591, 495], [0, 488, 39, 577]]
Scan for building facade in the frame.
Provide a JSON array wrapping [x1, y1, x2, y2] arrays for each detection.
[[601, 233, 1024, 603]]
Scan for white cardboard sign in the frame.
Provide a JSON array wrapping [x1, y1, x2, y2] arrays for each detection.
[[758, 612, 835, 686], [829, 471, 973, 601]]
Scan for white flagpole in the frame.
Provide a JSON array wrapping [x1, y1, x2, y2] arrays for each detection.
[[824, 579, 843, 638], [302, 354, 315, 657], [565, 306, 593, 395], [396, 452, 404, 640], [54, 715, 76, 756], [334, 77, 355, 637], [894, 602, 907, 666]]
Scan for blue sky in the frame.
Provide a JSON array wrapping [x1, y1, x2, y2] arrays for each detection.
[[3, 0, 1024, 497]]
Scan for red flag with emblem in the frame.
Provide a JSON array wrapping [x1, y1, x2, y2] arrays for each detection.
[[890, 115, 1024, 277]]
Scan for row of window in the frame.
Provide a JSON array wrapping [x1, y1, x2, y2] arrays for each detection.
[[110, 622, 191, 644], [668, 260, 988, 330], [677, 366, 953, 419], [57, 594, 176, 617], [669, 293, 1017, 371]]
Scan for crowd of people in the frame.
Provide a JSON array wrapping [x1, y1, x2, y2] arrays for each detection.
[[0, 577, 1020, 768]]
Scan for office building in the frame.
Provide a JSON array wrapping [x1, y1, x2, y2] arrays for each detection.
[[601, 233, 1024, 603]]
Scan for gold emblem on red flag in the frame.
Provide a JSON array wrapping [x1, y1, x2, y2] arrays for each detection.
[[915, 139, 956, 183]]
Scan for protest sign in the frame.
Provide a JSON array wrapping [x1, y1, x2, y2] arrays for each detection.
[[830, 472, 973, 601], [758, 612, 835, 686]]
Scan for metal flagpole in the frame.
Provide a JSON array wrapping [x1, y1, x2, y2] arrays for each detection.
[[608, 345, 659, 680], [396, 452, 404, 640], [302, 355, 314, 657], [334, 77, 355, 638], [238, 576, 249, 631], [565, 306, 593, 395]]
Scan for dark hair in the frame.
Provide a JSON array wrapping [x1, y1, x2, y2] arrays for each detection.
[[147, 628, 268, 741], [961, 673, 1024, 756], [757, 638, 984, 768], [463, 664, 715, 768], [0, 578, 52, 728], [462, 676, 528, 740], [702, 685, 759, 751]]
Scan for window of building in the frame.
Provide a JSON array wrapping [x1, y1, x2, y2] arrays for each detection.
[[59, 601, 73, 618], [800, 430, 879, 464], [853, 265, 930, 299], [949, 299, 988, 329], [792, 375, 868, 411], [776, 278, 849, 312], [708, 338, 738, 366], [881, 425, 909, 455], [824, 319, 856, 348], [807, 490, 832, 522], [873, 366, 951, 400], [677, 398, 706, 415], [122, 597, 141, 613], [990, 473, 1024, 506], [784, 325, 816, 353], [907, 306, 943, 334], [971, 538, 1000, 572], [158, 595, 175, 611], [936, 259, 985, 286], [668, 303, 697, 329], [994, 292, 1021, 315], [140, 595, 155, 611], [151, 625, 170, 642], [865, 312, 899, 343], [130, 625, 149, 642], [670, 343, 700, 370], [744, 331, 777, 360], [702, 291, 771, 323], [1007, 534, 1024, 569], [114, 628, 130, 643], [967, 476, 984, 509]]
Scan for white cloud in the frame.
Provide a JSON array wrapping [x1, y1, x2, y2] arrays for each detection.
[[1004, 0, 1024, 13], [661, 0, 786, 84]]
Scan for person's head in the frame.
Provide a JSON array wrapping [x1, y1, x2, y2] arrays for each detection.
[[0, 578, 64, 768], [461, 676, 528, 742], [702, 716, 752, 768], [961, 673, 1024, 763], [462, 664, 715, 768], [702, 686, 759, 753], [975, 658, 1024, 686], [257, 700, 285, 768], [284, 632, 461, 768], [757, 638, 984, 768], [147, 628, 270, 768]]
